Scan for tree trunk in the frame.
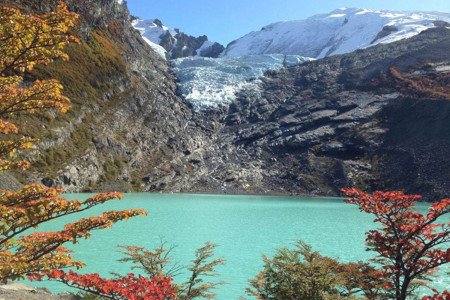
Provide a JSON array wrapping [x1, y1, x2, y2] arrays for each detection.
[[399, 278, 411, 300]]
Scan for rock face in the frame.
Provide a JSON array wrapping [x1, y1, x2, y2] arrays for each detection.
[[150, 27, 450, 199], [0, 283, 78, 300], [6, 1, 450, 199]]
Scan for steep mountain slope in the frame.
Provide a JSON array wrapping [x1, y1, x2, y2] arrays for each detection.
[[132, 18, 224, 59], [4, 0, 208, 192], [222, 8, 450, 58]]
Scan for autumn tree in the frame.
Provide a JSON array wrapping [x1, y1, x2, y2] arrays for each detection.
[[30, 270, 177, 300], [423, 290, 450, 300], [342, 188, 450, 300], [32, 241, 224, 299], [119, 241, 225, 299], [0, 2, 146, 281], [247, 241, 386, 300]]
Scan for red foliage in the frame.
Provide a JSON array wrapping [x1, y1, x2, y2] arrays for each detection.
[[342, 188, 450, 300], [388, 67, 450, 100], [30, 270, 176, 300], [422, 290, 450, 300]]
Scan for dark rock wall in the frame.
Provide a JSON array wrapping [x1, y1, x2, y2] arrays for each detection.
[[179, 28, 450, 199]]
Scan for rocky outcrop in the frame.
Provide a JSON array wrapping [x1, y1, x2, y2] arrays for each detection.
[[0, 283, 78, 300], [162, 31, 224, 59], [197, 42, 225, 58], [162, 32, 206, 58], [148, 27, 450, 199], [371, 25, 398, 44]]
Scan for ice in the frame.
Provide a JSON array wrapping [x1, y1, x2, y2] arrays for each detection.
[[171, 54, 312, 110]]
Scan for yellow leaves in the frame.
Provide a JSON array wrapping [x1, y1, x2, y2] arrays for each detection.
[[0, 2, 79, 75], [0, 2, 76, 173], [0, 62, 71, 174], [0, 136, 35, 172], [0, 76, 22, 90], [0, 158, 30, 172], [0, 78, 71, 115]]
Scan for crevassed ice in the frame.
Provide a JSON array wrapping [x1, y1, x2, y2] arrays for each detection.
[[171, 54, 311, 110]]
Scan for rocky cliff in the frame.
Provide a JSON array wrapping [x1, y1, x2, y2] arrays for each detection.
[[5, 0, 450, 199]]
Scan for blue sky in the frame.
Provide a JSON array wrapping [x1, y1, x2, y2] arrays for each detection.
[[126, 0, 450, 45]]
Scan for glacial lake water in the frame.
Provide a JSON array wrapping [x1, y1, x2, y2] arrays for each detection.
[[28, 193, 449, 299]]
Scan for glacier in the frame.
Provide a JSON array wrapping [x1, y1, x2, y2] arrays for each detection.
[[222, 8, 450, 58], [171, 55, 311, 110]]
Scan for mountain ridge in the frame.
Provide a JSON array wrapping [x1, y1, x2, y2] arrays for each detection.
[[221, 7, 450, 58], [132, 18, 225, 59]]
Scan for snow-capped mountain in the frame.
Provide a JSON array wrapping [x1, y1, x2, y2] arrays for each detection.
[[222, 8, 450, 58], [132, 19, 224, 60]]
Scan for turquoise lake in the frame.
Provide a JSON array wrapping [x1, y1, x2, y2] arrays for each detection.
[[28, 193, 449, 299]]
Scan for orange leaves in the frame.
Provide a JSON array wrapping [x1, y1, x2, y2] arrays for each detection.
[[0, 79, 70, 172], [0, 119, 18, 134], [61, 209, 147, 242], [84, 192, 125, 206], [0, 1, 150, 286], [0, 184, 147, 281], [31, 270, 177, 300], [0, 135, 34, 172]]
